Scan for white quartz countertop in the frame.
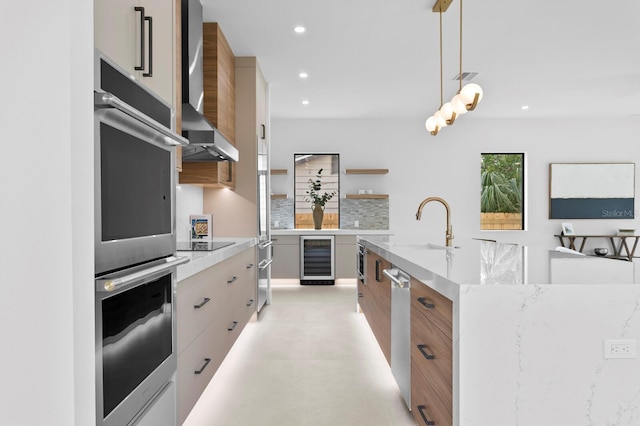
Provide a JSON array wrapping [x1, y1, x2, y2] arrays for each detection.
[[176, 237, 257, 281], [358, 235, 637, 300], [271, 228, 391, 236]]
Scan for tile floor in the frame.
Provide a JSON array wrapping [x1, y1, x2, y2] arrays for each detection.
[[183, 281, 417, 426]]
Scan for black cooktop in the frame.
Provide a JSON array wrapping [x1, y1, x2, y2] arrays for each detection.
[[177, 241, 235, 251]]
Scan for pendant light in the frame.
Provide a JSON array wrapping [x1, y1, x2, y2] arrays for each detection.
[[426, 0, 483, 136]]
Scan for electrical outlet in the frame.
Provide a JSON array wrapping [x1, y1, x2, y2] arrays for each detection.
[[604, 339, 637, 359], [274, 220, 279, 228], [354, 220, 359, 228]]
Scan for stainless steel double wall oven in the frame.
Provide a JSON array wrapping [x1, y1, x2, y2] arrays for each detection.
[[94, 50, 188, 426]]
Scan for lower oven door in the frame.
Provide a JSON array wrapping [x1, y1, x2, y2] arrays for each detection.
[[95, 256, 188, 426]]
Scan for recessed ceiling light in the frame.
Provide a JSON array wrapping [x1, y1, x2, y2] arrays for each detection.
[[294, 26, 306, 34], [299, 72, 308, 79], [302, 100, 310, 105], [521, 105, 529, 110]]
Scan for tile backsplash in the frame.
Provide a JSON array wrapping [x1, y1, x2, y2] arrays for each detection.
[[271, 197, 389, 230]]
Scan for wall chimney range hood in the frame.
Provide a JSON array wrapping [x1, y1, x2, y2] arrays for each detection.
[[181, 0, 238, 162]]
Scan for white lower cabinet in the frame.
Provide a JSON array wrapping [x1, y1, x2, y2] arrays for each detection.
[[271, 235, 300, 278], [272, 234, 357, 279], [335, 235, 357, 279], [177, 247, 256, 424]]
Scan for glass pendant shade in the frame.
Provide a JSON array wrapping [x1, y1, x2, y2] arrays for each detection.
[[460, 83, 483, 105], [425, 116, 439, 133], [434, 110, 448, 128], [441, 102, 456, 123], [451, 94, 468, 115]]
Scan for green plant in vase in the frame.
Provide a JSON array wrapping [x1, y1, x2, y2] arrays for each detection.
[[305, 168, 336, 229]]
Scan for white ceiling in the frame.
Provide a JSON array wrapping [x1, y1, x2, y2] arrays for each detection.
[[202, 0, 640, 120]]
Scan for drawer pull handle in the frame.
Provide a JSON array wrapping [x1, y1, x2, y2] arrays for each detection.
[[227, 276, 238, 284], [194, 297, 211, 309], [247, 299, 254, 306], [228, 321, 238, 331], [418, 344, 435, 360], [246, 263, 254, 269], [418, 297, 435, 309], [194, 358, 211, 375], [417, 405, 435, 425]]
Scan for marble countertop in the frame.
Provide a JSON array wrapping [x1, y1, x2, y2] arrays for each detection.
[[176, 237, 257, 281], [358, 235, 637, 300], [271, 228, 391, 236]]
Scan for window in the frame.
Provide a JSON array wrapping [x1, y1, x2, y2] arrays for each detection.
[[294, 154, 340, 229], [480, 153, 525, 230]]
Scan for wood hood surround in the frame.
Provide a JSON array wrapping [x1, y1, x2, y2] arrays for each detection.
[[179, 23, 236, 187]]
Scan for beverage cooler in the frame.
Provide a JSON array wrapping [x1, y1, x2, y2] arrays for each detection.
[[300, 235, 335, 285]]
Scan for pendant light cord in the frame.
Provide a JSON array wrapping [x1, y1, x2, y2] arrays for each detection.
[[439, 5, 444, 107], [459, 0, 463, 92]]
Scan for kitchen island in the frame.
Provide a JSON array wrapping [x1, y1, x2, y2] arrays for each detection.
[[358, 235, 640, 426]]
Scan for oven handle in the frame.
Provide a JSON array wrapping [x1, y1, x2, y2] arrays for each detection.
[[258, 259, 273, 270], [95, 91, 189, 147], [97, 256, 190, 292], [258, 240, 273, 249]]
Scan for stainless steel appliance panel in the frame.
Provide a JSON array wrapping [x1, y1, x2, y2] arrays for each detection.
[[385, 267, 412, 409], [94, 51, 183, 274], [95, 256, 188, 426], [257, 135, 271, 310], [300, 235, 335, 284]]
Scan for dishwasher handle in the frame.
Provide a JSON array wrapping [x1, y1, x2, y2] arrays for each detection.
[[383, 268, 411, 289]]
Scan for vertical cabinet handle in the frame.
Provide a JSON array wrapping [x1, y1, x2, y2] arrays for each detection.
[[134, 7, 145, 71], [418, 297, 435, 309], [417, 405, 436, 425], [261, 124, 266, 139], [194, 358, 211, 375], [375, 260, 381, 282], [227, 276, 238, 284], [194, 297, 211, 309], [228, 321, 238, 331], [143, 15, 153, 77], [417, 344, 435, 360]]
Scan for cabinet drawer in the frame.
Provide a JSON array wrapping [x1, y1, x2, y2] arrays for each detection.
[[177, 264, 229, 354], [177, 317, 228, 424], [411, 313, 452, 407], [411, 279, 452, 339], [411, 358, 453, 426]]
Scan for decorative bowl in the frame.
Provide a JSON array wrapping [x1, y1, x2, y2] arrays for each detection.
[[594, 248, 608, 256]]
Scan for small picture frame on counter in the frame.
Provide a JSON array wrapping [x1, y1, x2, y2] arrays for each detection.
[[561, 222, 575, 236], [190, 214, 213, 241]]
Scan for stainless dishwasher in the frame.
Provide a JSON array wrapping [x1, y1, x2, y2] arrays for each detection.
[[383, 267, 411, 409]]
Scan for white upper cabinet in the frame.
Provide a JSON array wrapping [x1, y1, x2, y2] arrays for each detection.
[[95, 0, 175, 105]]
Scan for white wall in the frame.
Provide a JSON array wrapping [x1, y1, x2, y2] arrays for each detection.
[[271, 117, 640, 248], [176, 182, 204, 241], [0, 1, 95, 424]]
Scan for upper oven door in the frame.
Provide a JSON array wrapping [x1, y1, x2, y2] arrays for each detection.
[[94, 51, 188, 275], [94, 107, 177, 274]]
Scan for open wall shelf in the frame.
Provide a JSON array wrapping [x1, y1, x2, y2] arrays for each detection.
[[345, 168, 389, 175], [345, 194, 389, 199]]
